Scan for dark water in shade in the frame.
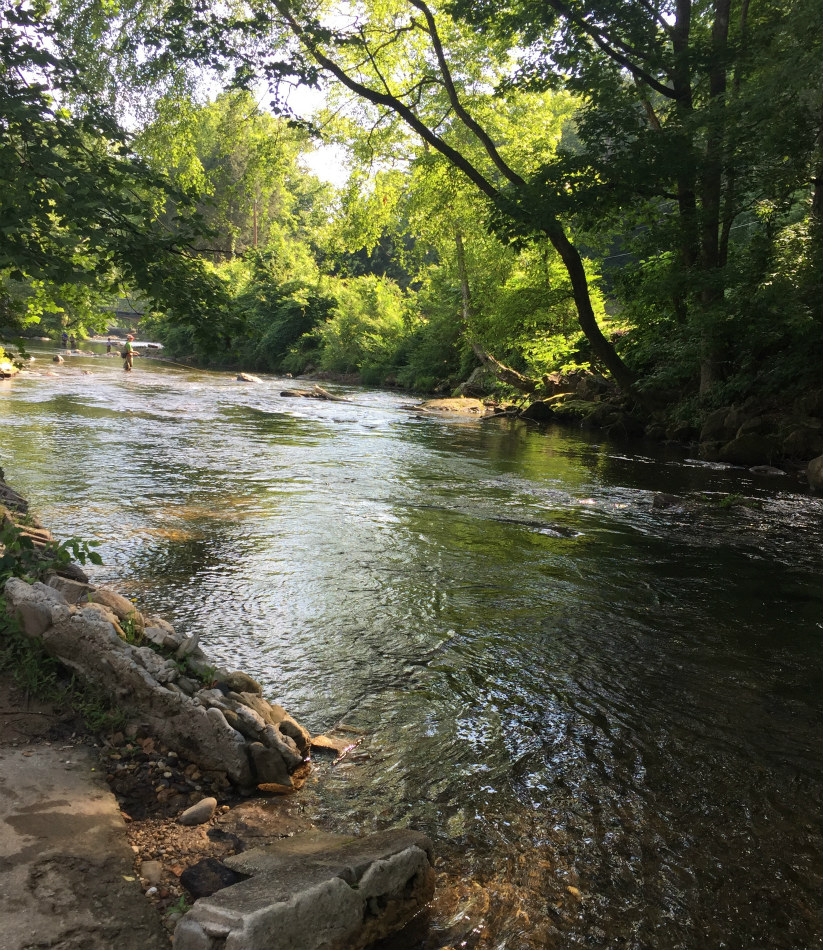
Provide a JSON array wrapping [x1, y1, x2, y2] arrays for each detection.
[[2, 349, 821, 950]]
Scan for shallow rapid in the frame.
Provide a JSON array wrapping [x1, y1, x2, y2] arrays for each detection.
[[2, 348, 821, 949]]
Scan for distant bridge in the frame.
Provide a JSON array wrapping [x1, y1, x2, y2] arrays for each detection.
[[107, 310, 144, 332]]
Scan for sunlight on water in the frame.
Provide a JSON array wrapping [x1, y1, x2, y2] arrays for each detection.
[[2, 349, 821, 949]]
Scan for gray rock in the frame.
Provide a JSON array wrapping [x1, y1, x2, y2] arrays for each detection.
[[4, 578, 71, 637], [697, 440, 723, 462], [263, 723, 303, 769], [53, 561, 89, 583], [81, 602, 122, 630], [807, 455, 823, 494], [228, 691, 279, 725], [247, 742, 292, 787], [782, 424, 823, 460], [236, 373, 261, 383], [179, 797, 218, 827], [736, 416, 772, 437], [143, 615, 184, 647], [176, 678, 198, 696], [176, 631, 202, 658], [716, 433, 779, 466], [3, 577, 309, 791], [217, 671, 263, 695], [519, 400, 554, 423], [141, 860, 164, 884], [173, 829, 435, 950], [229, 703, 267, 739], [699, 407, 732, 442], [46, 574, 94, 604], [143, 625, 180, 650]]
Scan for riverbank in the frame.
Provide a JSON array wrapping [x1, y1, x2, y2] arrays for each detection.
[[0, 471, 437, 950]]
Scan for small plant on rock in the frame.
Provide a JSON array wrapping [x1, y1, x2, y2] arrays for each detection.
[[120, 610, 144, 645]]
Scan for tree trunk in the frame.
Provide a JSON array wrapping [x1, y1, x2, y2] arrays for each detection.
[[454, 230, 473, 326], [470, 343, 538, 394], [671, 0, 699, 323], [698, 0, 732, 394], [545, 223, 636, 392]]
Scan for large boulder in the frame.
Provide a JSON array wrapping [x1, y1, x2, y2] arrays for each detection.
[[700, 407, 733, 442], [807, 456, 823, 494], [781, 420, 823, 460], [172, 829, 435, 950], [716, 433, 780, 466], [519, 400, 555, 423], [574, 373, 611, 400], [4, 579, 71, 637]]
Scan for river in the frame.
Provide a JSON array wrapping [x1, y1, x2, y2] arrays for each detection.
[[2, 348, 821, 950]]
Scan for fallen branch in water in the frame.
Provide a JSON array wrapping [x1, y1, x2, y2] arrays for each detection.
[[332, 736, 364, 766]]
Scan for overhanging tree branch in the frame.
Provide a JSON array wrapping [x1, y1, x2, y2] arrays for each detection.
[[544, 0, 678, 99]]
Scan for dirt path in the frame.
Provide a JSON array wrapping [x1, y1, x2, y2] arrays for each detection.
[[0, 674, 169, 949]]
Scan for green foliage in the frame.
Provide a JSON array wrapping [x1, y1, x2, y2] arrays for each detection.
[[0, 4, 239, 345], [0, 521, 102, 586], [119, 611, 143, 646], [316, 275, 410, 375], [3, 0, 818, 417]]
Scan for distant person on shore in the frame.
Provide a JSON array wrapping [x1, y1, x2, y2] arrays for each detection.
[[123, 334, 135, 371], [61, 331, 68, 349], [106, 337, 112, 354]]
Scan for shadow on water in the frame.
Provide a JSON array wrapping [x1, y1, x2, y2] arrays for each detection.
[[1, 355, 821, 950]]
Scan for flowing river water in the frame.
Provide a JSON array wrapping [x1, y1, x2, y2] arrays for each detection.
[[2, 348, 821, 950]]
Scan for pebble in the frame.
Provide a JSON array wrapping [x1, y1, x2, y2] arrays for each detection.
[[145, 886, 158, 897], [178, 797, 218, 826], [141, 860, 164, 884]]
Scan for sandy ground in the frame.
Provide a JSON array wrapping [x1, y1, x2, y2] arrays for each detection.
[[0, 674, 170, 949]]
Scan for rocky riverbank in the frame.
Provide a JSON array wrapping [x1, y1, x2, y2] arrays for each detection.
[[419, 369, 823, 493], [0, 472, 436, 950]]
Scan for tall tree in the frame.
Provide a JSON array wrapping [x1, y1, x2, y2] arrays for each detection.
[[0, 2, 237, 342], [152, 0, 637, 392], [451, 0, 822, 392]]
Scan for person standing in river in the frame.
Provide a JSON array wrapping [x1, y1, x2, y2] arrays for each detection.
[[123, 335, 135, 371], [61, 330, 68, 349]]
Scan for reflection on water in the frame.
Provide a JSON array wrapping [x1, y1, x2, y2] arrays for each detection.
[[2, 350, 821, 949]]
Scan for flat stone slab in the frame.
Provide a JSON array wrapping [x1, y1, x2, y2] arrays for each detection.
[[173, 828, 435, 950], [0, 742, 167, 949]]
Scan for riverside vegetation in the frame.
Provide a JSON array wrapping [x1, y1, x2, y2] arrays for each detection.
[[1, 0, 821, 451]]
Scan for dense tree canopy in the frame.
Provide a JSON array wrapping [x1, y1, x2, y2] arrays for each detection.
[[1, 0, 820, 422]]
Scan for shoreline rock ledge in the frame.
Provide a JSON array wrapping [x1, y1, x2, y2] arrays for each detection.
[[4, 576, 310, 790], [3, 570, 436, 948]]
